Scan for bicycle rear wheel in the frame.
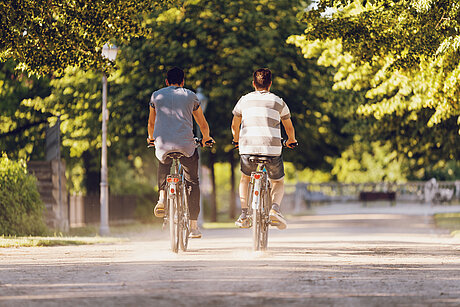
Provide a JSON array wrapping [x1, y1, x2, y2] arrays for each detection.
[[247, 180, 259, 251], [259, 186, 270, 250], [169, 195, 179, 253], [179, 184, 190, 251], [252, 208, 262, 251], [251, 177, 261, 251]]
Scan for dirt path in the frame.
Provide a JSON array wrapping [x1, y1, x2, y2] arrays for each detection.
[[1, 213, 460, 306]]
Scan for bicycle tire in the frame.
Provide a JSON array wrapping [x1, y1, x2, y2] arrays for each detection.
[[169, 195, 179, 253], [260, 183, 270, 250], [251, 179, 262, 251], [179, 184, 190, 251], [253, 209, 262, 251]]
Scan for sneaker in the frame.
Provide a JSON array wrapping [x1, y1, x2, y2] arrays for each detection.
[[189, 228, 202, 239], [154, 201, 165, 218], [235, 212, 252, 228], [269, 205, 287, 230]]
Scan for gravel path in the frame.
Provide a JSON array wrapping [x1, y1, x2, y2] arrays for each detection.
[[1, 213, 459, 306]]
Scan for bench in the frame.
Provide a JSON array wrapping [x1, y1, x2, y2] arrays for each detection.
[[359, 191, 396, 206]]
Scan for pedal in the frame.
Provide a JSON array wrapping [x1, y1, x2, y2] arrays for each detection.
[[235, 218, 252, 228]]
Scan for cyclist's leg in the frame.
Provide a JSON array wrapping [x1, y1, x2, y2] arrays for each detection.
[[270, 178, 284, 207], [266, 155, 287, 229], [155, 156, 173, 217], [236, 155, 256, 228], [179, 150, 201, 238]]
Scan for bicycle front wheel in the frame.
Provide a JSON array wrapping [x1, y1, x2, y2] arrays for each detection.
[[169, 196, 179, 253]]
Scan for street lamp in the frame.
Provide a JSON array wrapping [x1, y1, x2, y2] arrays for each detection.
[[196, 87, 208, 112], [100, 43, 118, 235], [195, 87, 208, 226]]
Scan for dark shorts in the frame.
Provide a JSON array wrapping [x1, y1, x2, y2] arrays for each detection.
[[240, 154, 285, 180]]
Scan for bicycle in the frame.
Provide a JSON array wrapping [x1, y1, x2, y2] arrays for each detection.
[[148, 138, 213, 253], [241, 139, 298, 251]]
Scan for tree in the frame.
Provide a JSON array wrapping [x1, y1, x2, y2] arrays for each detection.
[[290, 1, 460, 173], [297, 0, 460, 130], [116, 0, 351, 219], [0, 0, 172, 75], [0, 60, 51, 160]]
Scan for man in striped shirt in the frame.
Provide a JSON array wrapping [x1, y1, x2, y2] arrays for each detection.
[[231, 68, 297, 230]]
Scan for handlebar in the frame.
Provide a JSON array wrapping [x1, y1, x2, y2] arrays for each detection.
[[147, 137, 214, 148], [282, 139, 298, 148], [231, 140, 297, 150], [194, 137, 215, 148]]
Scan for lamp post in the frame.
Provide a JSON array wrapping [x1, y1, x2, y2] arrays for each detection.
[[100, 43, 118, 235], [195, 87, 208, 226]]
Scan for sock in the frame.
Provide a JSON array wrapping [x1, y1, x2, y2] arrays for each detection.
[[158, 190, 165, 203], [271, 203, 280, 212], [190, 220, 198, 230]]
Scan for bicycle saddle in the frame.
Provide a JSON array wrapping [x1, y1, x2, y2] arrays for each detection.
[[249, 156, 272, 164], [166, 152, 185, 159]]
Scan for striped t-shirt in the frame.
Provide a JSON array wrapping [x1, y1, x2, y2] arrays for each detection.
[[232, 90, 291, 156]]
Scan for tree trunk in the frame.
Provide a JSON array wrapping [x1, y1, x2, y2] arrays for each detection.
[[209, 152, 217, 222], [229, 152, 236, 219]]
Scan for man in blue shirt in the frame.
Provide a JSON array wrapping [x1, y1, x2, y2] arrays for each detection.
[[147, 67, 214, 238]]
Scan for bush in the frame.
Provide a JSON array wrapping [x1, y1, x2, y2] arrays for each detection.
[[0, 154, 48, 236]]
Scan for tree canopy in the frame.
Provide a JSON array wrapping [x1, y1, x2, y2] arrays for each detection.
[[0, 0, 171, 75], [297, 0, 460, 129]]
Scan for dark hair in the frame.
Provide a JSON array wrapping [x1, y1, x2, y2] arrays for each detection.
[[166, 67, 184, 85], [253, 68, 272, 90]]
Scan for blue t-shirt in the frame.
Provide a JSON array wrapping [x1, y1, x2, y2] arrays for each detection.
[[149, 86, 201, 162]]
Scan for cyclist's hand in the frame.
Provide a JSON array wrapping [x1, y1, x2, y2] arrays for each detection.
[[284, 138, 298, 149], [232, 140, 239, 149], [286, 139, 299, 149], [203, 136, 215, 147], [147, 137, 155, 148]]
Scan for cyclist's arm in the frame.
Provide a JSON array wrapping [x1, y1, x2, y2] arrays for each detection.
[[281, 118, 297, 145], [148, 105, 156, 140], [231, 115, 242, 142], [193, 106, 213, 143]]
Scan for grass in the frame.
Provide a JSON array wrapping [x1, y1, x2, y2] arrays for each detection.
[[434, 213, 460, 237], [0, 221, 157, 248], [0, 236, 122, 248], [68, 221, 160, 237]]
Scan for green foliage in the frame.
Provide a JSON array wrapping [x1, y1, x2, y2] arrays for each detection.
[[421, 160, 460, 181], [298, 0, 460, 129], [331, 138, 407, 183], [284, 162, 332, 183], [0, 60, 51, 160], [0, 154, 47, 236], [109, 154, 158, 195], [0, 0, 173, 75], [290, 1, 460, 175], [118, 0, 349, 170]]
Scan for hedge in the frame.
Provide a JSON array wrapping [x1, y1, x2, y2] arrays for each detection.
[[0, 154, 47, 236]]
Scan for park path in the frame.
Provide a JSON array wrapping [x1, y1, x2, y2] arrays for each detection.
[[1, 211, 460, 306]]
